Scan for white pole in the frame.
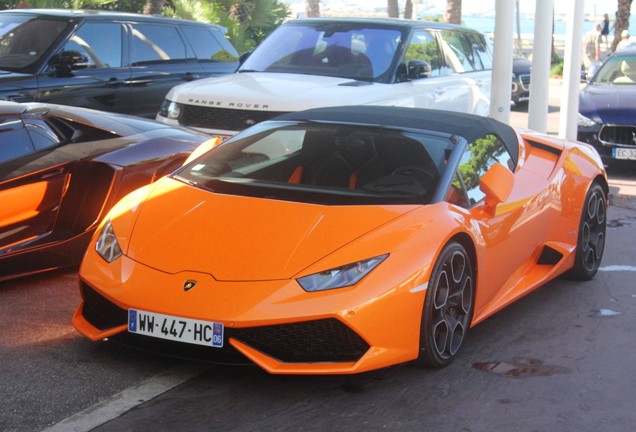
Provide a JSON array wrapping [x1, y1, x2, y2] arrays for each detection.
[[527, 0, 554, 133], [489, 0, 515, 123], [558, 0, 585, 140]]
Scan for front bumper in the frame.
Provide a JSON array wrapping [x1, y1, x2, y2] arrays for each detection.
[[72, 254, 428, 374]]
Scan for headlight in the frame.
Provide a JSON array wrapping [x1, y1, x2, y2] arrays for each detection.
[[297, 254, 388, 292], [158, 100, 182, 119], [95, 219, 122, 263], [577, 113, 598, 128]]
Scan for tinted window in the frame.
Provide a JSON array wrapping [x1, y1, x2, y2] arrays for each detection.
[[62, 22, 123, 68], [469, 32, 492, 70], [0, 15, 70, 71], [177, 121, 447, 205], [239, 24, 405, 83], [0, 118, 34, 164], [451, 134, 511, 206], [181, 27, 238, 63], [130, 23, 188, 65], [404, 30, 441, 77], [24, 118, 61, 151], [441, 30, 483, 73]]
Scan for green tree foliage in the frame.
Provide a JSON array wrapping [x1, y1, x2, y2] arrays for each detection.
[[1, 0, 119, 8], [165, 0, 290, 53]]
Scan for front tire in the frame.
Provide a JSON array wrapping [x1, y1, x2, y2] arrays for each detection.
[[565, 183, 607, 280], [416, 241, 475, 368]]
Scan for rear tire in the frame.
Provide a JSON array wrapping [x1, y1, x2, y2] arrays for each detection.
[[565, 183, 607, 280], [416, 241, 474, 368]]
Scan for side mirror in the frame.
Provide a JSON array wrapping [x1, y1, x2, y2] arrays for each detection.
[[50, 51, 90, 76], [479, 162, 514, 209], [408, 59, 432, 80]]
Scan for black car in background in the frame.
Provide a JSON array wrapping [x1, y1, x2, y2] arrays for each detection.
[[511, 55, 531, 107], [0, 9, 239, 118]]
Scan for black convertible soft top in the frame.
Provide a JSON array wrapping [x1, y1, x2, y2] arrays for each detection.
[[274, 106, 520, 169]]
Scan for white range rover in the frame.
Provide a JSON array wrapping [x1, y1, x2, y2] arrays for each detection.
[[157, 18, 493, 138]]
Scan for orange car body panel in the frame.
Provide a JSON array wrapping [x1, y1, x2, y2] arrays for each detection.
[[72, 128, 607, 374]]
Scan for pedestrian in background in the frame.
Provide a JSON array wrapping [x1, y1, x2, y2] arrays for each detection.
[[617, 29, 636, 51], [582, 23, 602, 71], [601, 13, 612, 48]]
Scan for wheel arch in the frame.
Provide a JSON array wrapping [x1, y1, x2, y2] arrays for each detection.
[[447, 231, 477, 277]]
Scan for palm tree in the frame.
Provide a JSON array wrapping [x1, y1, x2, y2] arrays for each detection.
[[387, 0, 398, 18], [445, 0, 461, 24], [612, 0, 633, 52], [143, 0, 165, 14], [404, 0, 413, 19], [306, 0, 319, 17]]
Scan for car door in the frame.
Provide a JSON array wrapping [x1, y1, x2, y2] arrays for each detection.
[[0, 114, 69, 254], [446, 135, 551, 316], [37, 21, 132, 114], [127, 22, 205, 118]]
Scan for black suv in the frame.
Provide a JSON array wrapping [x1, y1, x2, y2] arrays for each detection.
[[0, 9, 239, 118]]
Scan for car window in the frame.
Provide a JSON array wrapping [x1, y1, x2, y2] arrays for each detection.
[[23, 118, 61, 151], [449, 134, 512, 207], [61, 22, 123, 68], [181, 26, 238, 63], [441, 30, 483, 73], [178, 122, 445, 205], [0, 15, 71, 71], [593, 55, 636, 84], [403, 30, 442, 77], [238, 23, 405, 83], [130, 23, 189, 65], [0, 117, 34, 164], [469, 32, 492, 70]]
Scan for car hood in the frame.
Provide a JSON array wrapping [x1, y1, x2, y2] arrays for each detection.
[[167, 72, 394, 112], [125, 177, 415, 281], [579, 84, 636, 124]]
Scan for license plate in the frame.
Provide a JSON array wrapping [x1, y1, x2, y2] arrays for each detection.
[[613, 147, 636, 160], [128, 309, 223, 348]]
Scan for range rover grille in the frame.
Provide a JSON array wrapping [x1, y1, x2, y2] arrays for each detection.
[[179, 105, 288, 131]]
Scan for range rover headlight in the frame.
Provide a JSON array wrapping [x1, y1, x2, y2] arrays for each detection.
[[95, 219, 122, 263], [158, 99, 182, 120], [297, 254, 388, 292]]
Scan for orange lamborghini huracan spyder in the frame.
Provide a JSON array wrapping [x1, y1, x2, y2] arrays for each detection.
[[73, 106, 608, 374]]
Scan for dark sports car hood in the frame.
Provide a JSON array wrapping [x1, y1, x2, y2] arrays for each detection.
[[124, 177, 416, 281], [579, 83, 636, 124]]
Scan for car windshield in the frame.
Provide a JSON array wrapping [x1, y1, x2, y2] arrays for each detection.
[[174, 121, 452, 206], [0, 14, 71, 72], [238, 23, 405, 83], [592, 55, 636, 85]]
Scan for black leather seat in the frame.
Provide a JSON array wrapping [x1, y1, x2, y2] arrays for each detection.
[[306, 132, 384, 189]]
